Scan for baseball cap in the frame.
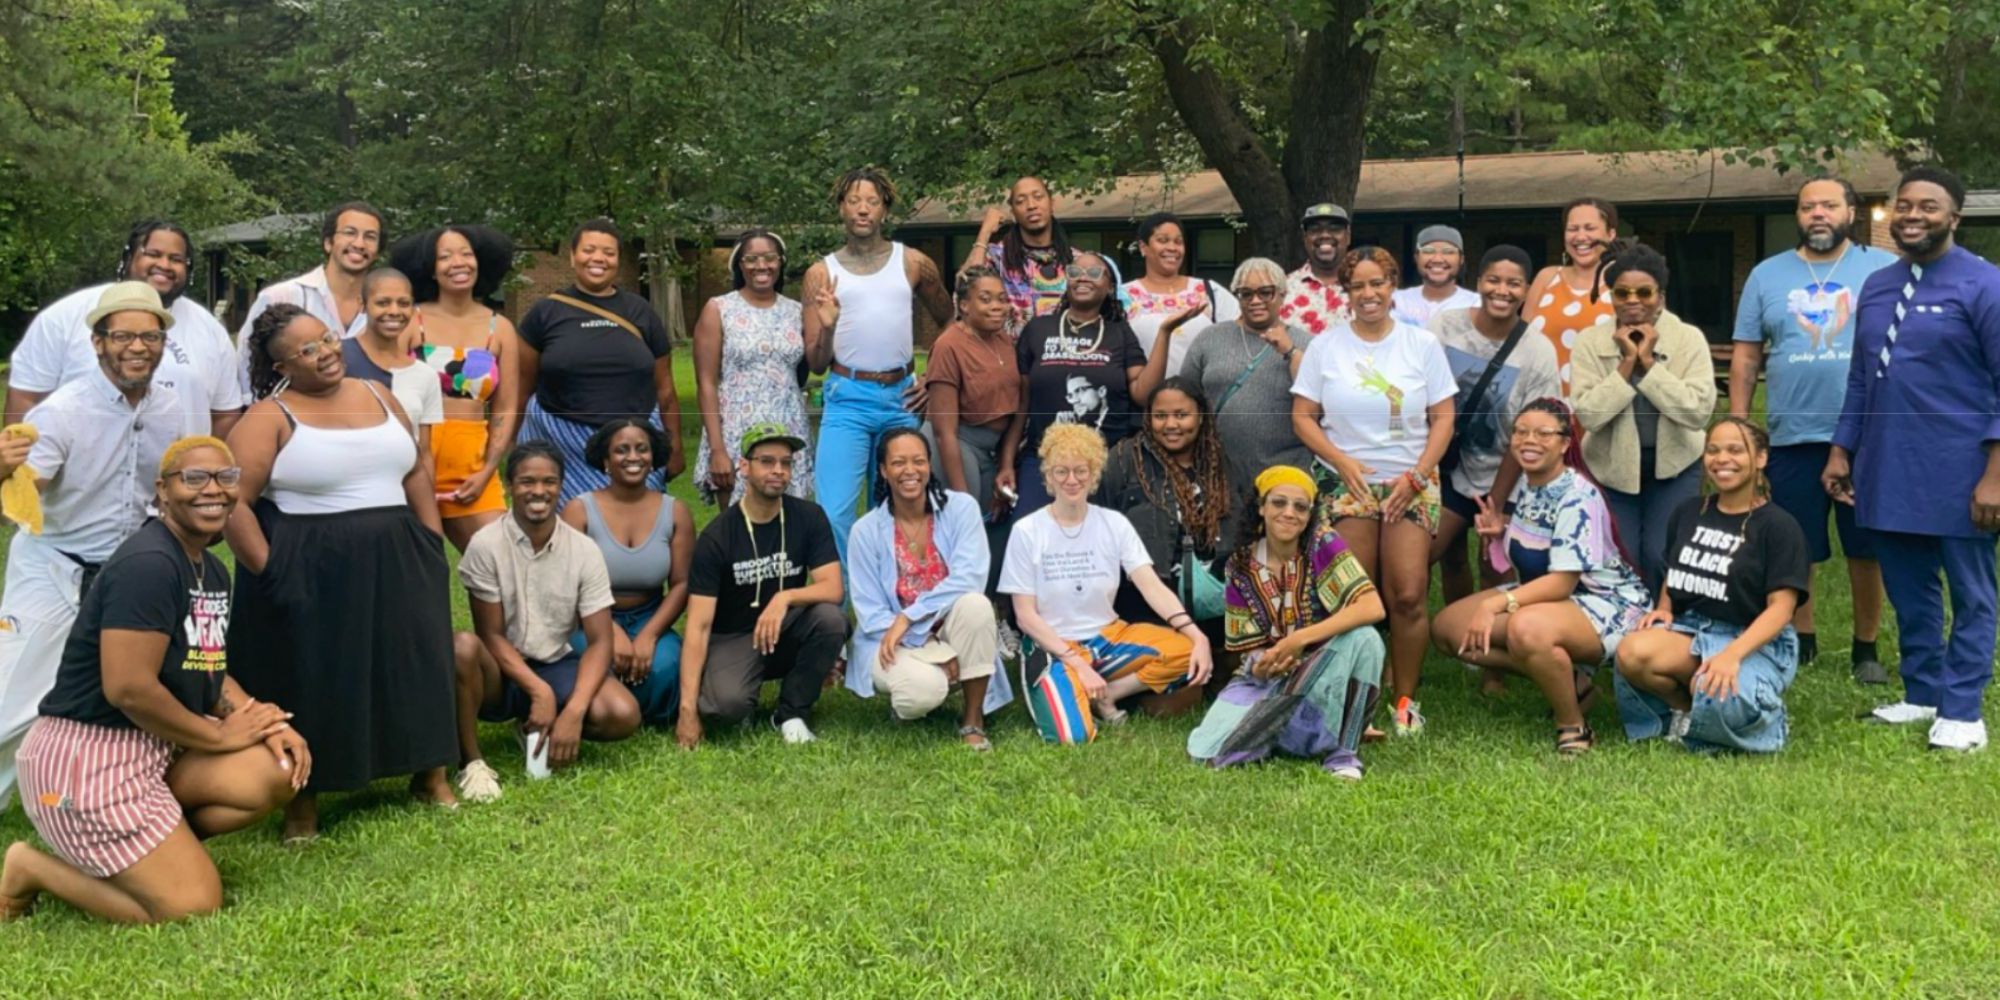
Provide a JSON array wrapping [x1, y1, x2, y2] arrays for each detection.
[[1300, 203, 1351, 226], [1415, 225, 1465, 251], [739, 421, 807, 457], [85, 281, 176, 332]]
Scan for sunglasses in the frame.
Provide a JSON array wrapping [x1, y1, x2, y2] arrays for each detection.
[[1066, 264, 1108, 280], [1264, 496, 1313, 513], [739, 252, 781, 266], [172, 467, 242, 489], [1610, 285, 1659, 302], [1511, 427, 1569, 442], [1235, 286, 1282, 302]]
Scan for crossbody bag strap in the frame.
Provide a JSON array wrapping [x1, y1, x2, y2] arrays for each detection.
[[546, 293, 643, 340], [1456, 319, 1530, 434], [1212, 342, 1273, 415]]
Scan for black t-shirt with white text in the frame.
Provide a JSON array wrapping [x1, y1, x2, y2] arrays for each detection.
[[517, 286, 672, 426], [1661, 497, 1812, 628], [40, 520, 229, 728], [688, 495, 840, 636], [1017, 312, 1147, 455]]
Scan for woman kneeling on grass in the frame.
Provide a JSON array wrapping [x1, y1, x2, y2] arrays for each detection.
[[1430, 399, 1649, 756], [1614, 418, 1809, 751], [2, 438, 309, 923], [1187, 466, 1386, 778], [1001, 424, 1213, 743]]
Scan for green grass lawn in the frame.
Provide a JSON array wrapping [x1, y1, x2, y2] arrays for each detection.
[[2, 358, 1997, 999]]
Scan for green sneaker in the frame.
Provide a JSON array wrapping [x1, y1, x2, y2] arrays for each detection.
[[1392, 697, 1426, 737]]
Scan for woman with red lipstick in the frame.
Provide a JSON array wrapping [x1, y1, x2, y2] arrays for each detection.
[[227, 305, 460, 841]]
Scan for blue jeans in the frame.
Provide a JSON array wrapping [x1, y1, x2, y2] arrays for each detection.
[[1614, 610, 1798, 752], [1601, 457, 1703, 590], [815, 373, 918, 566], [571, 600, 682, 725]]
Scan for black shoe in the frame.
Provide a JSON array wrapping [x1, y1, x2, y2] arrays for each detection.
[[1852, 657, 1891, 685]]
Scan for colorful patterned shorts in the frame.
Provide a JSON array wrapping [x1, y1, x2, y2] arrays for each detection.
[[1313, 472, 1441, 535]]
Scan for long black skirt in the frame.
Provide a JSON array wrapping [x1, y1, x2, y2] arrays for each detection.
[[228, 501, 458, 791]]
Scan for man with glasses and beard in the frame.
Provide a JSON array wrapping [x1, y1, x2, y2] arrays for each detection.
[[961, 176, 1076, 335], [1828, 165, 2000, 752], [0, 283, 185, 802], [233, 201, 385, 398], [1730, 178, 1896, 685], [5, 221, 244, 439]]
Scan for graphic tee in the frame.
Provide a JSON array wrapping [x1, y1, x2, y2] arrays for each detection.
[[1730, 245, 1896, 446], [688, 495, 839, 636], [1289, 320, 1459, 480], [1428, 308, 1563, 498], [516, 286, 672, 426], [1017, 312, 1147, 455], [1661, 498, 1812, 627], [40, 520, 229, 728], [999, 505, 1152, 640], [982, 241, 1071, 334]]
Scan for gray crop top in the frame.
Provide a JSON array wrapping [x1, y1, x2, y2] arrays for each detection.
[[579, 493, 676, 593]]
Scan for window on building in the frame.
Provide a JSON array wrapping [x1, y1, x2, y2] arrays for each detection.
[[1194, 227, 1236, 283]]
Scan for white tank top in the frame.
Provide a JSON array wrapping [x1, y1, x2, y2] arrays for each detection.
[[266, 381, 417, 514], [823, 242, 914, 372]]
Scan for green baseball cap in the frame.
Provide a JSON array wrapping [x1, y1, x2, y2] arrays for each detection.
[[1300, 203, 1351, 226], [739, 421, 807, 457]]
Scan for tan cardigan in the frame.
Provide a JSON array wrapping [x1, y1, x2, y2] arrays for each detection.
[[1569, 310, 1717, 494]]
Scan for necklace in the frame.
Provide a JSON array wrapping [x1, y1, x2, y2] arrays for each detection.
[[972, 327, 1009, 367], [1800, 240, 1852, 292], [895, 514, 931, 558], [1060, 309, 1105, 355], [742, 499, 788, 608], [1053, 505, 1089, 540]]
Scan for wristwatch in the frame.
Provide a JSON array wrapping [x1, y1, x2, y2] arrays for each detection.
[[1503, 591, 1520, 616]]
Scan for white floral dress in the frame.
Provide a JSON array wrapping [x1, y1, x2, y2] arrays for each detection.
[[697, 291, 815, 503]]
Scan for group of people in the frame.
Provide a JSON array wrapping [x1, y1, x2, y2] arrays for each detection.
[[1, 161, 1997, 925]]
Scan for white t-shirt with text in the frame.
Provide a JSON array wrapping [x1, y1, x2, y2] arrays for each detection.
[[999, 505, 1151, 641]]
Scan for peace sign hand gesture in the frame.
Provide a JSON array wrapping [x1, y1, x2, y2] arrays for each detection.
[[1471, 493, 1507, 540], [812, 274, 841, 330]]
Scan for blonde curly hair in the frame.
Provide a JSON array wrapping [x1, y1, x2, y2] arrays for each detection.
[[1038, 424, 1108, 492], [158, 435, 233, 478]]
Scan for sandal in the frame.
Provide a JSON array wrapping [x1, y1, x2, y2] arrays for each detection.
[[0, 890, 34, 921], [1573, 668, 1600, 713], [1554, 723, 1595, 758], [956, 724, 993, 752]]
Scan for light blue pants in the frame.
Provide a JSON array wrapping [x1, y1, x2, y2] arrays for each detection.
[[815, 373, 917, 566], [1615, 611, 1798, 752]]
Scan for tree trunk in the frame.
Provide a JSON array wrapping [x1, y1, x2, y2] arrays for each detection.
[[1149, 2, 1380, 269]]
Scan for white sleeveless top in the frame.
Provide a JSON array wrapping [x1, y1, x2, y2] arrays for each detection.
[[823, 242, 914, 372], [266, 381, 417, 514]]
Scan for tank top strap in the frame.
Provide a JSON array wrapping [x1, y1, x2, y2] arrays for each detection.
[[413, 306, 429, 347], [579, 492, 608, 541], [484, 309, 497, 348], [270, 393, 298, 430], [654, 494, 677, 543], [358, 378, 392, 417]]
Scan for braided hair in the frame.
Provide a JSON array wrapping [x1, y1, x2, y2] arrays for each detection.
[[1000, 178, 1073, 278], [246, 303, 312, 400], [869, 426, 950, 513], [1128, 376, 1229, 550], [115, 220, 195, 302], [832, 166, 897, 209]]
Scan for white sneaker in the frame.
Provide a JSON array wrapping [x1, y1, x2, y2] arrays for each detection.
[[1865, 701, 1938, 725], [1665, 710, 1691, 744], [1928, 718, 1988, 752], [778, 718, 817, 744], [996, 620, 1022, 664], [456, 759, 502, 803]]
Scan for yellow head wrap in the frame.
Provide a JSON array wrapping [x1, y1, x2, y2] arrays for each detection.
[[1254, 464, 1317, 502], [158, 435, 233, 478]]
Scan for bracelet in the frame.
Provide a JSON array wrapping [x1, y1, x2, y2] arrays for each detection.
[[1167, 611, 1192, 628]]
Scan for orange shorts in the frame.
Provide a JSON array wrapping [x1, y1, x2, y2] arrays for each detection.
[[433, 419, 504, 519]]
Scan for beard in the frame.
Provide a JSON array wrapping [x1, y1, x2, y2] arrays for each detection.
[[1894, 225, 1947, 257], [1797, 224, 1845, 253]]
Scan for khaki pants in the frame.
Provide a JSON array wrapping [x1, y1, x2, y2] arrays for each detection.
[[870, 593, 998, 720]]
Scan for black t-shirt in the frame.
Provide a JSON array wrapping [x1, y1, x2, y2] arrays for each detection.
[[40, 520, 229, 728], [517, 286, 672, 426], [1661, 497, 1812, 627], [688, 495, 840, 636], [340, 337, 394, 387], [1017, 312, 1147, 455]]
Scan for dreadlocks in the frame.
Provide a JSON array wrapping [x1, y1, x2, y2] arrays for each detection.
[[1128, 376, 1229, 549], [999, 178, 1073, 279]]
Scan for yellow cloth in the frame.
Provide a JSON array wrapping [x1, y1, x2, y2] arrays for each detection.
[[1254, 464, 1317, 503], [1, 424, 41, 535]]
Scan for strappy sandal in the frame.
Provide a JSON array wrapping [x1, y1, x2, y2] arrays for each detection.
[[1573, 668, 1600, 713], [956, 724, 993, 752], [0, 892, 35, 921], [1555, 723, 1595, 758]]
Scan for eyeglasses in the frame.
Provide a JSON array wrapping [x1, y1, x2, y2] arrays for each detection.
[[1304, 222, 1347, 236], [334, 227, 381, 245], [749, 455, 795, 470], [1511, 427, 1568, 442], [1066, 264, 1108, 280], [1264, 497, 1313, 513], [101, 330, 166, 347], [1235, 285, 1282, 302], [1417, 245, 1461, 256], [135, 248, 192, 268], [280, 331, 341, 364], [1046, 465, 1093, 482], [739, 252, 781, 266], [173, 467, 242, 489], [1610, 285, 1660, 302]]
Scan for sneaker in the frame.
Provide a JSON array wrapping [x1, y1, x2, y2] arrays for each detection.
[[1852, 657, 1891, 686], [996, 620, 1023, 665], [456, 759, 502, 803], [1324, 749, 1364, 781], [1392, 698, 1426, 737], [1862, 701, 1937, 725], [1928, 718, 1988, 752], [1665, 709, 1691, 744], [778, 717, 817, 744]]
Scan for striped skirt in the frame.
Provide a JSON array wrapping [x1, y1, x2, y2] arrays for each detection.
[[1019, 621, 1194, 745], [17, 716, 183, 878], [1187, 627, 1385, 770], [518, 396, 668, 506]]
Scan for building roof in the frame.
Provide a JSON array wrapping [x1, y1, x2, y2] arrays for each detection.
[[901, 149, 1906, 227], [198, 213, 318, 246], [1965, 190, 2000, 218]]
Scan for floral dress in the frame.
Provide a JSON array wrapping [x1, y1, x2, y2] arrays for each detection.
[[697, 291, 814, 503]]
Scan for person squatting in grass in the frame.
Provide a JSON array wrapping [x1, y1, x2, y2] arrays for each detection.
[[1186, 465, 1387, 779], [1000, 424, 1213, 743], [1615, 418, 1811, 752], [844, 428, 1010, 750], [1430, 399, 1650, 757], [2, 438, 308, 924], [452, 441, 640, 803]]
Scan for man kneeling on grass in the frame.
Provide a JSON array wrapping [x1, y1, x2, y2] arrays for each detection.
[[676, 423, 848, 749], [452, 441, 638, 802]]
